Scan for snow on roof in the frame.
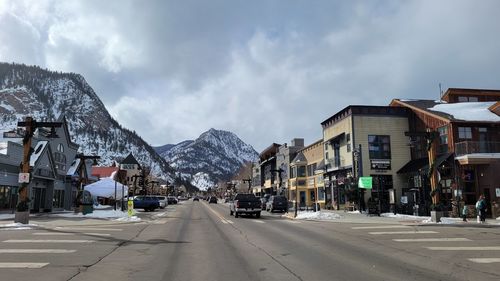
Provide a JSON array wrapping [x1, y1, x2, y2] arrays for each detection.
[[0, 142, 7, 155], [66, 158, 81, 176], [29, 141, 48, 166], [428, 102, 500, 122]]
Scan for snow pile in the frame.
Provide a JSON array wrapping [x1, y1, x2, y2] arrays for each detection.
[[295, 211, 341, 220], [0, 222, 38, 230], [439, 217, 462, 224], [54, 210, 130, 218], [381, 213, 431, 221], [114, 216, 141, 222], [0, 213, 14, 220]]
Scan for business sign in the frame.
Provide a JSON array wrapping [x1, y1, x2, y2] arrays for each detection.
[[358, 177, 372, 189], [18, 173, 30, 183], [370, 159, 391, 170]]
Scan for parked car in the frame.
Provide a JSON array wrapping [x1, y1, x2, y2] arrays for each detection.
[[155, 196, 168, 209], [208, 196, 218, 204], [229, 193, 261, 218], [167, 196, 178, 205], [133, 196, 160, 212], [266, 195, 288, 213], [193, 196, 200, 201]]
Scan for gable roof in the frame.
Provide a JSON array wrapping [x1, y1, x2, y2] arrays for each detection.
[[121, 153, 140, 165], [291, 152, 307, 165], [391, 99, 500, 123]]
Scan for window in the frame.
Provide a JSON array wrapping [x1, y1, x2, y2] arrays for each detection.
[[458, 96, 479, 102], [297, 166, 306, 177], [368, 135, 391, 159], [438, 126, 448, 153], [54, 152, 66, 171], [458, 127, 472, 139], [57, 143, 64, 153]]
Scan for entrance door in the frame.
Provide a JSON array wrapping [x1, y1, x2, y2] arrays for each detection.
[[300, 191, 306, 209], [32, 188, 46, 213]]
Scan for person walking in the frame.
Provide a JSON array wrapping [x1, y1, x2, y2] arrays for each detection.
[[475, 195, 487, 223]]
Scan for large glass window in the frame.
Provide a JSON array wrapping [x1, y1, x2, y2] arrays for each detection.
[[368, 135, 391, 159], [297, 166, 306, 177], [458, 127, 472, 139], [318, 187, 325, 201]]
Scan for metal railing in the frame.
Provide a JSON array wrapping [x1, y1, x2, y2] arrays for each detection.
[[455, 141, 500, 156]]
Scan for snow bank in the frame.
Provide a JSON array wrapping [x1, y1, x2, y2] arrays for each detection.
[[295, 211, 341, 220], [114, 216, 141, 222], [54, 210, 130, 219], [0, 222, 38, 230], [380, 213, 430, 221]]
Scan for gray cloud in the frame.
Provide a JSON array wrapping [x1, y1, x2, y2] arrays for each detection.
[[1, 0, 500, 151]]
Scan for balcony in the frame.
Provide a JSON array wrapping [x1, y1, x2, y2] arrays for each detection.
[[455, 141, 500, 165]]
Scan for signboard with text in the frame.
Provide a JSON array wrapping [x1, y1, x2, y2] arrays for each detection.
[[18, 173, 30, 183], [358, 177, 373, 189]]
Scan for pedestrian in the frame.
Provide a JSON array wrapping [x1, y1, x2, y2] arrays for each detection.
[[475, 195, 487, 223], [461, 204, 468, 222]]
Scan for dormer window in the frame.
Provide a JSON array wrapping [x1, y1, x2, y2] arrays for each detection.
[[57, 143, 64, 153]]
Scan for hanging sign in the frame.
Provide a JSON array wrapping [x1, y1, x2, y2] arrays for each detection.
[[18, 173, 30, 183], [358, 177, 373, 189]]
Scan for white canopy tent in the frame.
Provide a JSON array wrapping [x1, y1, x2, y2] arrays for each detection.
[[84, 176, 128, 200]]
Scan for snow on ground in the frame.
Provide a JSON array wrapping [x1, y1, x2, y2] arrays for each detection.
[[0, 222, 38, 230], [380, 213, 431, 221], [54, 209, 131, 219], [295, 211, 342, 220], [0, 213, 14, 220], [114, 216, 141, 222]]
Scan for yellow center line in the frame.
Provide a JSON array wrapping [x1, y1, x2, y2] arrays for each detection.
[[204, 202, 231, 224]]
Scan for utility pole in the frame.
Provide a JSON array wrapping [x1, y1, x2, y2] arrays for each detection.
[[15, 117, 62, 224]]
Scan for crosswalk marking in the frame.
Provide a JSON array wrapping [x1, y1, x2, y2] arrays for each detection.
[[427, 246, 500, 251], [4, 239, 95, 243], [393, 238, 472, 242], [0, 262, 49, 268], [0, 249, 76, 253], [352, 225, 411, 230], [54, 227, 122, 231], [282, 220, 300, 224], [369, 231, 438, 235], [226, 220, 234, 224], [468, 258, 500, 263], [83, 233, 111, 237], [252, 220, 265, 224]]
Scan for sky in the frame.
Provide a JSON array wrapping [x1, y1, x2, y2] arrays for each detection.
[[1, 0, 500, 152]]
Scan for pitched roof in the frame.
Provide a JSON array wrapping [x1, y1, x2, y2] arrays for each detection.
[[121, 153, 140, 165], [392, 99, 500, 123], [291, 152, 307, 165]]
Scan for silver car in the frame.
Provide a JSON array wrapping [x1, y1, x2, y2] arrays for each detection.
[[154, 196, 168, 209]]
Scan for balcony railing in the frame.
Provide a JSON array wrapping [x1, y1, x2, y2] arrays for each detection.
[[455, 141, 500, 157]]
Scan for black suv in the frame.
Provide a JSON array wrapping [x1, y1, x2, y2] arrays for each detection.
[[266, 195, 288, 213]]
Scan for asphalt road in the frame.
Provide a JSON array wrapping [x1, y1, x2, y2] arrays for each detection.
[[0, 200, 499, 281]]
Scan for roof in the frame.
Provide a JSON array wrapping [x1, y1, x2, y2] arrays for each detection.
[[259, 143, 280, 160], [441, 88, 500, 102], [121, 153, 140, 165], [392, 99, 500, 123], [91, 166, 119, 178], [291, 152, 307, 165]]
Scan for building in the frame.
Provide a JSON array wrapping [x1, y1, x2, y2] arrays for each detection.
[[321, 106, 411, 212], [0, 116, 81, 213], [289, 139, 325, 209], [391, 88, 500, 217], [275, 138, 305, 199], [258, 143, 280, 196], [119, 153, 142, 194]]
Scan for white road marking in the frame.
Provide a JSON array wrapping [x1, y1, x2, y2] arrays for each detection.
[[280, 220, 300, 224], [153, 218, 169, 224], [0, 249, 76, 253], [352, 225, 412, 230], [426, 246, 500, 251], [33, 232, 74, 236], [226, 220, 234, 224], [393, 238, 472, 242], [221, 220, 228, 224], [54, 227, 122, 231], [468, 258, 500, 263], [83, 233, 111, 237], [369, 231, 438, 235], [252, 220, 265, 224], [0, 262, 49, 268], [4, 239, 95, 243]]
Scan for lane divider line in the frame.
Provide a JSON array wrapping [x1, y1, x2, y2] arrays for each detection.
[[393, 238, 472, 242], [3, 239, 95, 243], [468, 258, 500, 263], [0, 249, 76, 253], [369, 231, 438, 235], [0, 262, 49, 268], [427, 246, 500, 251], [205, 203, 232, 224]]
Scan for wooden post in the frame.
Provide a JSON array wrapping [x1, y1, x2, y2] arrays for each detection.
[[427, 129, 440, 205]]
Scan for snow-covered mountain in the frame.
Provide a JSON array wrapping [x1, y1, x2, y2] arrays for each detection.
[[0, 62, 174, 181], [155, 128, 259, 190]]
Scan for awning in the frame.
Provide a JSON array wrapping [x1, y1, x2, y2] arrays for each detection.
[[397, 153, 453, 174]]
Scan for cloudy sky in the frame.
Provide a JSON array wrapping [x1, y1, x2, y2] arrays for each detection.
[[1, 0, 500, 151]]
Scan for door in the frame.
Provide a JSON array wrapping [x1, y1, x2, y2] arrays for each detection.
[[300, 191, 306, 209], [32, 188, 46, 213]]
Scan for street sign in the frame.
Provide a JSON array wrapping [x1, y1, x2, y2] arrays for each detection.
[[18, 173, 30, 183], [358, 177, 372, 189]]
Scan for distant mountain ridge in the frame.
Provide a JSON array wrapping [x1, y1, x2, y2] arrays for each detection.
[[0, 62, 174, 181], [155, 128, 259, 190]]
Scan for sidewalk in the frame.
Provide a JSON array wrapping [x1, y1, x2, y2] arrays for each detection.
[[284, 209, 500, 228]]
